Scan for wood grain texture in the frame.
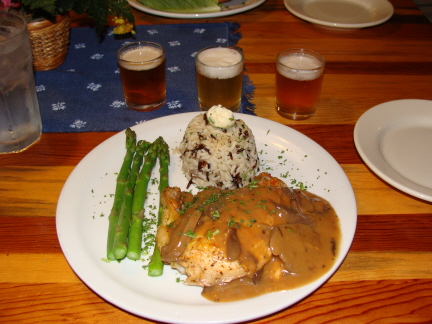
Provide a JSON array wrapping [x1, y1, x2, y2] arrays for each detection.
[[1, 251, 431, 284], [1, 280, 431, 323], [1, 0, 432, 322], [1, 164, 430, 218], [1, 213, 431, 254]]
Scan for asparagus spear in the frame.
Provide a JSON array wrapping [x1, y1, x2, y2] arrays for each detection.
[[148, 137, 170, 276], [126, 137, 161, 260], [112, 139, 149, 260], [107, 128, 136, 260]]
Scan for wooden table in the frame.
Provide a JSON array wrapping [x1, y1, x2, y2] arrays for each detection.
[[1, 0, 432, 322]]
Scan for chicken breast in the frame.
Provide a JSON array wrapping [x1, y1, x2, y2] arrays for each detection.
[[155, 172, 341, 302], [156, 172, 293, 287]]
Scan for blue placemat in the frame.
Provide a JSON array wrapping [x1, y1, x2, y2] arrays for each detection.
[[34, 23, 256, 133]]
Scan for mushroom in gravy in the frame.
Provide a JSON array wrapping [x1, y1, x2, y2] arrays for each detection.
[[156, 173, 341, 302]]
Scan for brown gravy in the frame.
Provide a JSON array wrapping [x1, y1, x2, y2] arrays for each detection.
[[161, 185, 341, 302]]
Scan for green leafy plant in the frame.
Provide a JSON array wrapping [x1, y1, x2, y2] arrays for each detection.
[[1, 0, 135, 34]]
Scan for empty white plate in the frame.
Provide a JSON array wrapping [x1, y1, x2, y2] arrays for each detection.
[[354, 99, 432, 202], [284, 0, 394, 29]]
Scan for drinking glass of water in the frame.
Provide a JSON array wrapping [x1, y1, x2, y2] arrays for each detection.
[[0, 12, 42, 154]]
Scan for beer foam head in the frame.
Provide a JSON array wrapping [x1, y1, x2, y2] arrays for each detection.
[[119, 46, 164, 71], [196, 47, 243, 79], [277, 53, 324, 81]]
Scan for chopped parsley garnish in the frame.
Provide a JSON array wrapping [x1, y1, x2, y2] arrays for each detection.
[[206, 229, 220, 240], [184, 229, 196, 239], [228, 217, 237, 228], [210, 210, 221, 221]]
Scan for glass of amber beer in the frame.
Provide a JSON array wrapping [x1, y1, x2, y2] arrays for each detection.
[[117, 41, 166, 111], [195, 46, 244, 112], [275, 49, 325, 120]]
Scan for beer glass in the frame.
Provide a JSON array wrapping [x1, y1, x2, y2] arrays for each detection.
[[195, 46, 244, 112], [275, 49, 325, 120], [117, 41, 166, 111], [0, 12, 42, 154]]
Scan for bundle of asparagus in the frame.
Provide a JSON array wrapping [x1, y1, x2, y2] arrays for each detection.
[[106, 128, 169, 276]]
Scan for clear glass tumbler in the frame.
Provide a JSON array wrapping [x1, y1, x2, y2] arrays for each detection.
[[117, 41, 166, 111], [275, 49, 325, 120], [0, 12, 42, 154], [195, 46, 244, 112]]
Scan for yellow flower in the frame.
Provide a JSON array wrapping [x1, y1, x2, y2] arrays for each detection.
[[113, 17, 125, 25], [113, 22, 135, 34], [112, 17, 135, 35]]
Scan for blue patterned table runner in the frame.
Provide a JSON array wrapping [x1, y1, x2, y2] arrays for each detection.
[[34, 22, 255, 133]]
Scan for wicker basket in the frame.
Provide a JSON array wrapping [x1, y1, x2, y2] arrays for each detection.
[[27, 15, 70, 71]]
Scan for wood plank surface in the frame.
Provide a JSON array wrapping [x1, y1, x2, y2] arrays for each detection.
[[1, 0, 432, 322], [1, 280, 432, 323], [2, 164, 431, 217]]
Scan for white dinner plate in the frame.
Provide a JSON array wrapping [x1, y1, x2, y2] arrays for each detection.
[[128, 0, 266, 19], [56, 113, 357, 324], [354, 99, 432, 202], [284, 0, 394, 29]]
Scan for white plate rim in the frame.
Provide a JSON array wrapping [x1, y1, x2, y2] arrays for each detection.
[[56, 112, 357, 323], [354, 99, 432, 202], [284, 0, 394, 29], [128, 0, 266, 19]]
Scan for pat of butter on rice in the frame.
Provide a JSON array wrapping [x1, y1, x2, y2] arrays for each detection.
[[206, 105, 235, 129]]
